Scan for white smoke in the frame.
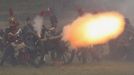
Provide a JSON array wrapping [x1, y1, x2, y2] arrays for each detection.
[[33, 15, 44, 37]]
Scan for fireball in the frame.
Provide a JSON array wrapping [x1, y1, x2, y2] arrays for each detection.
[[62, 11, 125, 48]]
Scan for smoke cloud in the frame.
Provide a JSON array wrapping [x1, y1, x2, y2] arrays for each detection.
[[33, 15, 44, 37]]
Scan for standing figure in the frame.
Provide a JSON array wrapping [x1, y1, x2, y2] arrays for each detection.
[[21, 17, 39, 66], [47, 8, 58, 28], [0, 14, 21, 66]]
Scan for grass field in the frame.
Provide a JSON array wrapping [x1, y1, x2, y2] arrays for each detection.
[[0, 61, 134, 75]]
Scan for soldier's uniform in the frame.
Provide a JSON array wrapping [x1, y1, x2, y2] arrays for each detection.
[[21, 17, 38, 49], [21, 17, 39, 65], [0, 16, 21, 66]]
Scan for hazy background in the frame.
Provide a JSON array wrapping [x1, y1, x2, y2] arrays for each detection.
[[0, 0, 134, 28]]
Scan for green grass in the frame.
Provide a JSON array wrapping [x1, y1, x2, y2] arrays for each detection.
[[0, 61, 134, 75]]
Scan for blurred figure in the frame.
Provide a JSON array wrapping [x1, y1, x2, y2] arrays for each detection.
[[77, 7, 84, 16], [21, 17, 36, 39], [77, 47, 89, 64], [0, 29, 4, 52], [21, 17, 39, 66], [0, 10, 21, 66], [47, 8, 58, 28]]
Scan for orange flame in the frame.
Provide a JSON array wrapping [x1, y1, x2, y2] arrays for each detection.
[[62, 11, 125, 48]]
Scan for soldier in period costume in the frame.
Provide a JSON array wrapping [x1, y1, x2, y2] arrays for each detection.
[[0, 8, 22, 66]]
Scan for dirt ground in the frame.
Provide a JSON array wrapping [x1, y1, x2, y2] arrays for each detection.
[[0, 61, 134, 75]]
